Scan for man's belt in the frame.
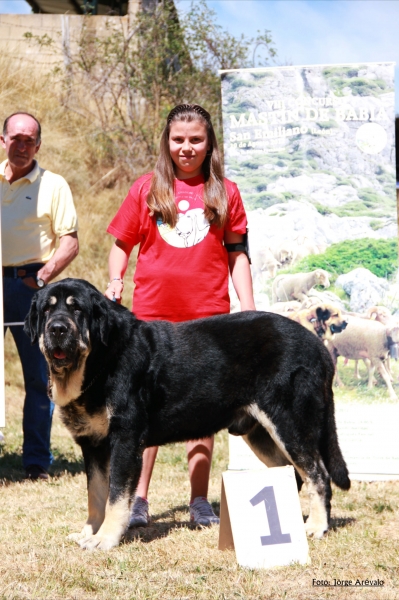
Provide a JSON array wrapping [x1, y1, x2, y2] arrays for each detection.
[[2, 262, 45, 278]]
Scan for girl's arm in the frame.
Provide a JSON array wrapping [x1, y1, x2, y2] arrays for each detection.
[[225, 231, 256, 311], [105, 239, 135, 302]]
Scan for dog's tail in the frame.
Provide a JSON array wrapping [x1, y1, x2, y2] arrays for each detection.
[[320, 386, 351, 491]]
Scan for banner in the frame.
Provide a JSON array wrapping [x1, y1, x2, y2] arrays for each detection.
[[221, 62, 398, 479]]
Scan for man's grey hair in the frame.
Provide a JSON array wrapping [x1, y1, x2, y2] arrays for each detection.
[[3, 112, 41, 143]]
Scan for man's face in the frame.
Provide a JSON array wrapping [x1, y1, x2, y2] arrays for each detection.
[[1, 114, 41, 172]]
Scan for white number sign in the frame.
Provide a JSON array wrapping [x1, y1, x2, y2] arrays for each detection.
[[219, 466, 310, 568]]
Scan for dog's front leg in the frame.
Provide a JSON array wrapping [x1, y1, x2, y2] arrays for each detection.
[[68, 439, 110, 545], [79, 430, 143, 550]]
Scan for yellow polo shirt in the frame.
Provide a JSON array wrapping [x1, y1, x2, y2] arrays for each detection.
[[0, 160, 78, 266]]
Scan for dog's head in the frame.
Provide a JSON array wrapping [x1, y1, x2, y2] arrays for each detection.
[[294, 302, 348, 340], [24, 278, 112, 378]]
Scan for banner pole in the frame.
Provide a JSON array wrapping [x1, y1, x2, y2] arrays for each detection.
[[0, 207, 5, 428]]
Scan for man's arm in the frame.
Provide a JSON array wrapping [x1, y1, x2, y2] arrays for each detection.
[[37, 232, 79, 284]]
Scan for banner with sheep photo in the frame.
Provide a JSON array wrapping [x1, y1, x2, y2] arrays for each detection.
[[221, 62, 398, 479]]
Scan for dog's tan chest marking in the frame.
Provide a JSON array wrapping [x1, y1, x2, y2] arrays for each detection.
[[51, 362, 87, 407], [61, 403, 110, 441]]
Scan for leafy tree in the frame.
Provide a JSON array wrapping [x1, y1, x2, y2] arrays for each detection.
[[27, 0, 276, 182]]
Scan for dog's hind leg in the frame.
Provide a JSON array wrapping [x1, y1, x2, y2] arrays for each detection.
[[228, 411, 257, 436], [243, 423, 290, 468], [245, 405, 331, 539], [243, 424, 303, 491]]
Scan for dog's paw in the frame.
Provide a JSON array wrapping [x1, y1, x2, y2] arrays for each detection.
[[67, 531, 85, 542], [67, 523, 98, 543], [78, 533, 119, 551], [305, 520, 328, 539]]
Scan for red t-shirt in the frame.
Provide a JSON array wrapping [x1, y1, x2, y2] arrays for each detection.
[[107, 172, 247, 322]]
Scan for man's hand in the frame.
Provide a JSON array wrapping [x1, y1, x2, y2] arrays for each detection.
[[21, 276, 40, 289]]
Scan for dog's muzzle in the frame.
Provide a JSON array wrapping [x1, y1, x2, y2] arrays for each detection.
[[45, 315, 77, 364], [330, 321, 348, 334]]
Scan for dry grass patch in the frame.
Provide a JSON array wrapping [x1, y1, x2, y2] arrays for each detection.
[[1, 336, 399, 600]]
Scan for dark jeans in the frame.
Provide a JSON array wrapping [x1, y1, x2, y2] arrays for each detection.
[[3, 275, 54, 470]]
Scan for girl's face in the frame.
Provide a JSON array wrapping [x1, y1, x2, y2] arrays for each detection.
[[169, 120, 210, 179]]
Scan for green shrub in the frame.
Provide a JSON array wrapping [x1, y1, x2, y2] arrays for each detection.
[[331, 197, 395, 218], [282, 191, 295, 200], [242, 160, 260, 170], [230, 78, 255, 90], [236, 100, 257, 110], [336, 177, 353, 186], [322, 66, 360, 78], [307, 158, 319, 170], [315, 203, 332, 216], [251, 71, 274, 79], [306, 148, 321, 159], [369, 219, 385, 231], [244, 192, 285, 210], [316, 120, 338, 129], [358, 188, 381, 204], [278, 238, 398, 280]]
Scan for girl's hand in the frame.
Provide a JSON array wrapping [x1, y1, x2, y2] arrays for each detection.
[[106, 239, 133, 304], [105, 278, 124, 303]]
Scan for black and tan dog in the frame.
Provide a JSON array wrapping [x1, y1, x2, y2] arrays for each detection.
[[24, 278, 350, 550]]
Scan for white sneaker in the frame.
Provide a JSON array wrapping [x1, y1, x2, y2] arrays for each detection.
[[190, 497, 220, 526], [129, 496, 149, 527]]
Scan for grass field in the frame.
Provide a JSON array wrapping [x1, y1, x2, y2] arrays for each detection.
[[1, 335, 399, 600], [1, 57, 399, 600]]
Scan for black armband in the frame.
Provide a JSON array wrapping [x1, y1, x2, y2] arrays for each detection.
[[225, 229, 251, 264]]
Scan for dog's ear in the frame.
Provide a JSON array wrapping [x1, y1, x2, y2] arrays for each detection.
[[24, 295, 39, 344], [92, 293, 112, 346], [316, 306, 331, 323]]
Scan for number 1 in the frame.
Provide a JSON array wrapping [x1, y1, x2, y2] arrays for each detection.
[[250, 486, 292, 546]]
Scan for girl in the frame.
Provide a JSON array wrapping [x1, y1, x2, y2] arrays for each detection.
[[105, 104, 255, 527]]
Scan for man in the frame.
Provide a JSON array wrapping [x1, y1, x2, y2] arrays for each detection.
[[0, 112, 79, 480]]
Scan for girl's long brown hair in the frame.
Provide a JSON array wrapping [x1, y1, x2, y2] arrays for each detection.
[[147, 104, 228, 228]]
